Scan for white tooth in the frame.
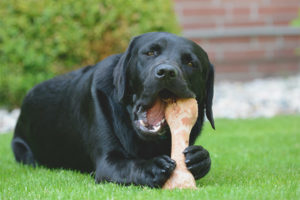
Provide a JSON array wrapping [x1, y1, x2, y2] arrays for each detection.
[[153, 124, 161, 132], [137, 106, 142, 113], [139, 120, 146, 127], [142, 112, 147, 119], [157, 118, 165, 126]]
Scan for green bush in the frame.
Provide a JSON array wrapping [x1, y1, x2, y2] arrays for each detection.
[[0, 0, 180, 108], [291, 10, 300, 56], [291, 10, 300, 26]]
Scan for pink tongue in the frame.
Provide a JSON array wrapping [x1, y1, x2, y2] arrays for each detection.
[[146, 98, 166, 126]]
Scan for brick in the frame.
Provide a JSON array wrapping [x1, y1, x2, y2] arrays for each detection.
[[223, 49, 267, 62], [274, 48, 299, 58], [223, 20, 266, 28], [215, 72, 258, 82], [257, 60, 300, 74], [215, 60, 300, 81], [232, 7, 251, 15], [273, 21, 293, 26], [269, 0, 300, 6], [194, 38, 253, 52], [276, 36, 300, 51], [271, 11, 300, 25], [203, 37, 252, 45], [258, 6, 299, 15], [215, 63, 251, 73], [256, 36, 278, 44], [181, 22, 217, 29], [220, 0, 264, 4], [283, 36, 300, 44], [256, 36, 286, 49], [182, 8, 226, 16]]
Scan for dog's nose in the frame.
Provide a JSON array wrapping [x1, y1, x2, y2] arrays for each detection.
[[155, 64, 178, 80]]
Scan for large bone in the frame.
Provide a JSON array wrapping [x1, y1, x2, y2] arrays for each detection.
[[163, 98, 198, 189]]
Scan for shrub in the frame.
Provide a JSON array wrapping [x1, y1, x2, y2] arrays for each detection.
[[291, 10, 300, 26], [0, 0, 180, 108], [291, 10, 300, 55]]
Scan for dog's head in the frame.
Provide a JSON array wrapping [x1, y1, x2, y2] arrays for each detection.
[[113, 32, 214, 140]]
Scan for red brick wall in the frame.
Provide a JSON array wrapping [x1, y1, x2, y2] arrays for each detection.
[[173, 0, 300, 81]]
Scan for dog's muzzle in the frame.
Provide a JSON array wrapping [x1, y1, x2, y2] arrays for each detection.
[[154, 64, 178, 80]]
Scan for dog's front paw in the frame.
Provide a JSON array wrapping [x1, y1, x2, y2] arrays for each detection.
[[184, 145, 211, 179], [144, 155, 176, 188]]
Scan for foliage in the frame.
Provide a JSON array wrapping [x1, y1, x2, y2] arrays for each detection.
[[0, 0, 180, 108], [291, 10, 300, 56], [1, 116, 300, 199], [291, 11, 300, 26]]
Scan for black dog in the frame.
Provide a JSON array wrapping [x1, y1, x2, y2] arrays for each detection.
[[12, 32, 215, 188]]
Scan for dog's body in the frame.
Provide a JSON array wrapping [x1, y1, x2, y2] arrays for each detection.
[[12, 32, 214, 188]]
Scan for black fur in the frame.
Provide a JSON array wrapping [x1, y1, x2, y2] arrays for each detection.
[[12, 32, 214, 188]]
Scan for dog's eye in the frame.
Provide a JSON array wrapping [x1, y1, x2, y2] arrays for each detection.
[[146, 51, 155, 56], [187, 62, 193, 67], [182, 53, 195, 68]]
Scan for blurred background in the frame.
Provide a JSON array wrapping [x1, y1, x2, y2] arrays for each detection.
[[0, 0, 299, 132], [173, 0, 300, 119], [174, 0, 300, 81]]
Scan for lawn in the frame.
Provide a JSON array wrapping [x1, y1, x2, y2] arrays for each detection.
[[0, 115, 299, 200]]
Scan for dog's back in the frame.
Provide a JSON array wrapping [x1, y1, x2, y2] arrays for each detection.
[[12, 65, 96, 172]]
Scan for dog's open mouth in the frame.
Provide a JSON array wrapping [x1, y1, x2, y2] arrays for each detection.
[[134, 89, 177, 136]]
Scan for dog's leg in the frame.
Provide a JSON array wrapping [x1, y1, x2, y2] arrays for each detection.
[[184, 145, 211, 179], [11, 137, 36, 167], [94, 153, 176, 188]]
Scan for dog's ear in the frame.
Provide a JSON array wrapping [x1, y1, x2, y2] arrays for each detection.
[[205, 63, 215, 129], [113, 36, 140, 103]]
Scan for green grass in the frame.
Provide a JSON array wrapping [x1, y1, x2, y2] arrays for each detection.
[[1, 115, 299, 200]]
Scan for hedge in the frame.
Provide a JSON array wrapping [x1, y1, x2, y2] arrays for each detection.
[[0, 0, 180, 108]]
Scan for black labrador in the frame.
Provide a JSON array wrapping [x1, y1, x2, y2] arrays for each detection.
[[12, 32, 215, 188]]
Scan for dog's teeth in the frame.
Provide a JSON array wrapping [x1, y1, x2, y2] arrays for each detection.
[[142, 112, 147, 119], [157, 118, 165, 126], [139, 120, 146, 127], [137, 105, 142, 113], [152, 124, 161, 132]]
